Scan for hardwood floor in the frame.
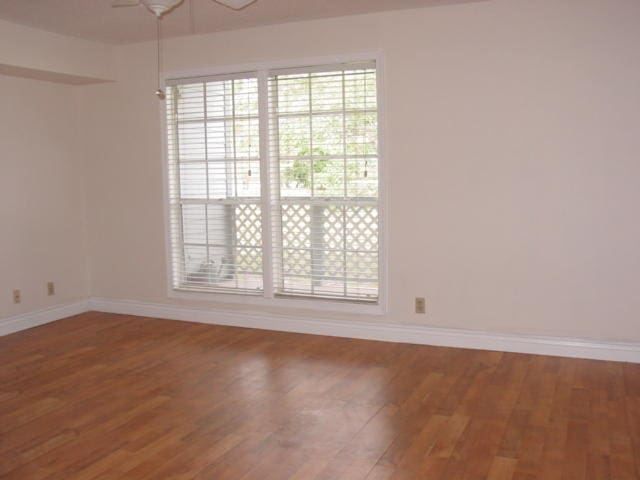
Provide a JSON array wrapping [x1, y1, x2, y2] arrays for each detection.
[[1, 312, 639, 479]]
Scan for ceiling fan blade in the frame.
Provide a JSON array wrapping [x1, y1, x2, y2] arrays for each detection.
[[213, 0, 256, 10], [111, 0, 141, 7]]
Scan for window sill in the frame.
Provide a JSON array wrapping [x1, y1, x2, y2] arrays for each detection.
[[168, 288, 385, 316]]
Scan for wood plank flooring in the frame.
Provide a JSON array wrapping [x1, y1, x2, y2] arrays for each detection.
[[1, 312, 639, 479]]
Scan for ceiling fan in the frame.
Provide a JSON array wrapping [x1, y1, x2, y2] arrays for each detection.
[[112, 0, 256, 18], [112, 0, 257, 100]]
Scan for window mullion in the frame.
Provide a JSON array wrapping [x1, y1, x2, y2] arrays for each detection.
[[307, 74, 317, 295], [258, 71, 274, 298], [342, 71, 348, 298], [203, 82, 211, 269], [270, 75, 285, 295], [230, 80, 239, 291]]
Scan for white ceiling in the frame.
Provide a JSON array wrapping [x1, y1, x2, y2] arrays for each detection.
[[0, 0, 479, 45]]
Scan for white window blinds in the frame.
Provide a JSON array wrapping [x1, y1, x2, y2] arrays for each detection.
[[166, 74, 263, 294], [268, 63, 379, 301], [165, 62, 380, 303]]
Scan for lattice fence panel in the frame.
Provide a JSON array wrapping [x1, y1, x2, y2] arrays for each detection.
[[282, 204, 311, 249], [234, 203, 262, 273], [346, 206, 378, 252], [277, 203, 378, 298]]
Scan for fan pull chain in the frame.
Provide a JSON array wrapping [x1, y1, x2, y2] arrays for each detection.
[[155, 17, 165, 100], [363, 71, 368, 178], [248, 84, 252, 177]]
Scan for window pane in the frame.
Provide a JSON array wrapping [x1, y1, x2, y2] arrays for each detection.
[[345, 112, 377, 156], [235, 161, 261, 198], [278, 116, 310, 157], [176, 83, 205, 120], [311, 72, 343, 112], [208, 161, 234, 199], [179, 163, 207, 199], [280, 159, 312, 198], [235, 204, 262, 248], [346, 158, 378, 198], [276, 75, 309, 113], [233, 78, 259, 116], [178, 122, 205, 161], [206, 81, 232, 118], [312, 114, 344, 156], [269, 64, 380, 301], [206, 120, 229, 160], [345, 206, 378, 252], [281, 204, 311, 249], [313, 159, 345, 198], [183, 245, 207, 284], [345, 70, 377, 109], [182, 204, 207, 244], [167, 76, 262, 294], [234, 117, 260, 159]]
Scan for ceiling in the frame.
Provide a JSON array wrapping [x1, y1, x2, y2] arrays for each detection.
[[0, 0, 479, 45]]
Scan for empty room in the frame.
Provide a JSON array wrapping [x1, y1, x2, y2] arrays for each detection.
[[1, 0, 639, 478]]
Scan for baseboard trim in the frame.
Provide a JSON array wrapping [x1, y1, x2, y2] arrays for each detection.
[[0, 301, 89, 337], [4, 298, 637, 363], [87, 297, 640, 363]]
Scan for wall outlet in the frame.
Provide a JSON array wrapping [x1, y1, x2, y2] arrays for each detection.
[[13, 289, 21, 304], [47, 282, 55, 296], [415, 297, 426, 314]]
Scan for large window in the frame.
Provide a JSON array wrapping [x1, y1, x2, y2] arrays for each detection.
[[166, 61, 381, 304]]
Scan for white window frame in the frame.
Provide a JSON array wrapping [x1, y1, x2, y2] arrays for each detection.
[[160, 52, 388, 315]]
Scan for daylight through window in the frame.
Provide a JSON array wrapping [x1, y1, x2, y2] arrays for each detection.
[[166, 61, 381, 303]]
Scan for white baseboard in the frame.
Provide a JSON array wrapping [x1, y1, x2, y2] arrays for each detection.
[[5, 298, 638, 364], [0, 301, 89, 337], [87, 297, 640, 363]]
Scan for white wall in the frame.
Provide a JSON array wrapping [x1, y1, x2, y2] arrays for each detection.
[[0, 18, 115, 84], [73, 0, 640, 343], [0, 74, 89, 318]]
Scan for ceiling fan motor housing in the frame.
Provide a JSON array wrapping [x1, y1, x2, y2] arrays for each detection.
[[143, 0, 184, 17], [218, 0, 256, 9]]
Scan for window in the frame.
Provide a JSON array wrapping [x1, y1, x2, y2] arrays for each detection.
[[165, 60, 381, 304], [166, 74, 262, 294]]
